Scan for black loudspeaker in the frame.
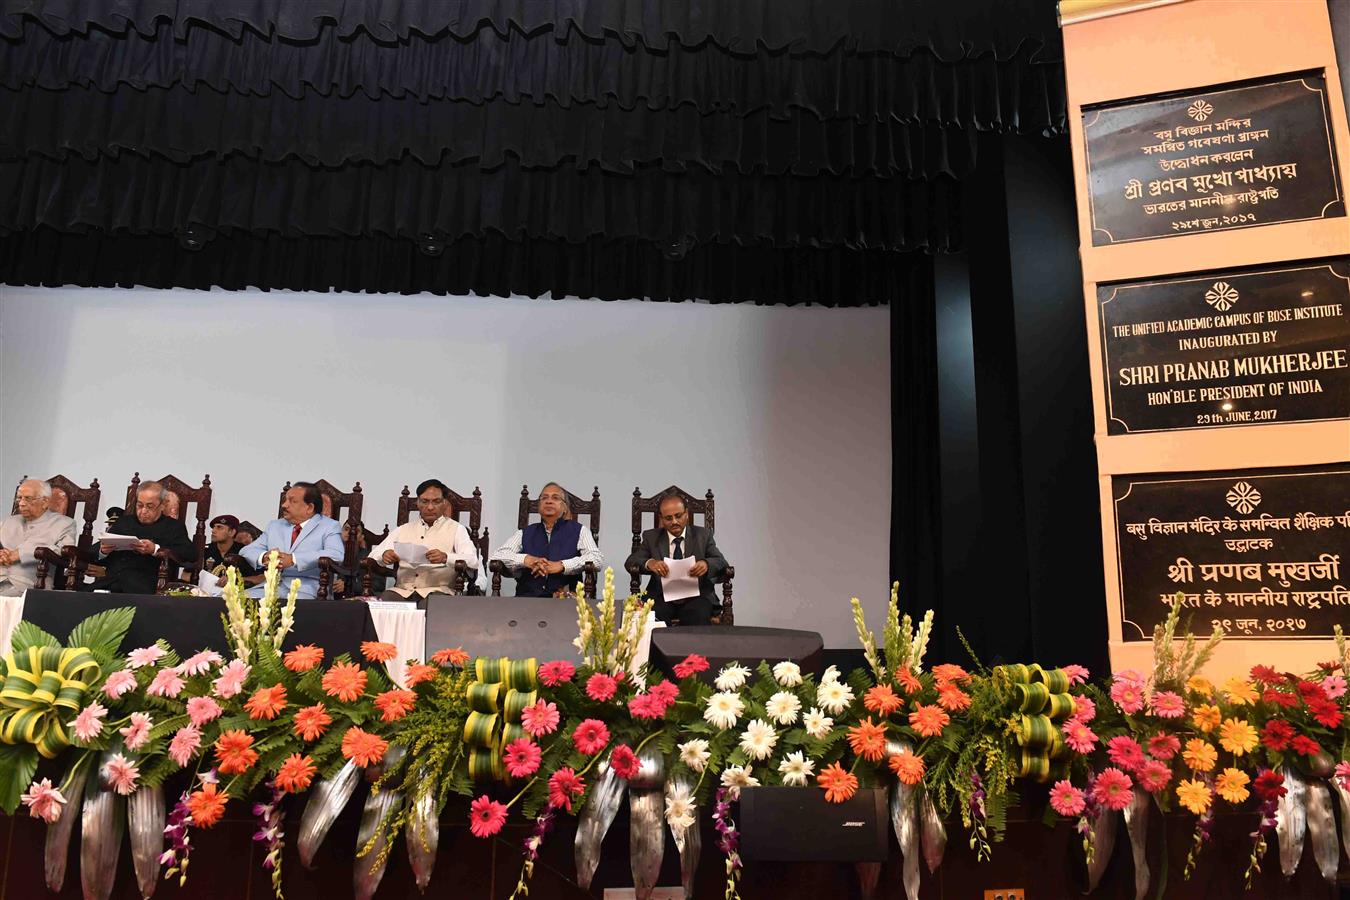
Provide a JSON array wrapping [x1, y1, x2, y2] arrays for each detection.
[[648, 626, 824, 683], [423, 596, 581, 662], [739, 787, 890, 862]]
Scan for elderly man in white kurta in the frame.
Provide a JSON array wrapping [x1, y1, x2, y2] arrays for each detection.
[[370, 479, 485, 599], [0, 479, 77, 595]]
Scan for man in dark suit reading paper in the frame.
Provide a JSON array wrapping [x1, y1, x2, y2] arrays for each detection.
[[625, 494, 728, 625], [94, 481, 197, 594]]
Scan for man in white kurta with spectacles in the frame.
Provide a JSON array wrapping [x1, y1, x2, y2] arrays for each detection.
[[370, 479, 485, 599], [0, 479, 76, 595]]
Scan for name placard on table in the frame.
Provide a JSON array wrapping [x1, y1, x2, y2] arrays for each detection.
[[1083, 72, 1344, 245], [1099, 259, 1350, 433], [1113, 464, 1350, 642]]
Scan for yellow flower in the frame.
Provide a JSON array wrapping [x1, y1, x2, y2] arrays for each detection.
[[1176, 779, 1212, 815], [1221, 677, 1257, 706], [1214, 768, 1250, 804], [1182, 739, 1217, 772], [1191, 704, 1221, 733], [1185, 676, 1213, 698], [1217, 718, 1258, 757]]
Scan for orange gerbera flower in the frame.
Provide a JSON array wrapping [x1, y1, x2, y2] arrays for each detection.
[[360, 641, 398, 663], [340, 726, 389, 768], [847, 717, 889, 762], [1191, 703, 1221, 733], [293, 703, 332, 742], [888, 749, 926, 785], [894, 666, 923, 695], [817, 762, 859, 803], [931, 664, 970, 686], [404, 663, 437, 687], [937, 683, 972, 712], [373, 689, 417, 722], [908, 703, 950, 738], [430, 647, 470, 667], [187, 782, 227, 828], [322, 661, 368, 703], [244, 684, 288, 720], [863, 685, 903, 716], [214, 729, 258, 775], [275, 753, 317, 794], [283, 644, 324, 672]]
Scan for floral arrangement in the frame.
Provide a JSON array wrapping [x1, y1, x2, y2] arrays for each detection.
[[2, 571, 1347, 900]]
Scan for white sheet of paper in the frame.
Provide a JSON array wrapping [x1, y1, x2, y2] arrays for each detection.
[[393, 542, 443, 568], [197, 569, 224, 597], [96, 533, 140, 551], [660, 556, 700, 602]]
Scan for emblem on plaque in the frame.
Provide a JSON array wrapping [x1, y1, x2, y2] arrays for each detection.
[[1203, 281, 1239, 312], [1225, 481, 1262, 514], [1186, 99, 1214, 122]]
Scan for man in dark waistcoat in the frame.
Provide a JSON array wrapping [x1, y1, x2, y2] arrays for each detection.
[[490, 482, 604, 597]]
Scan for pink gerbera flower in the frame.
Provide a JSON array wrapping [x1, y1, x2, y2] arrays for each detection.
[[147, 667, 185, 698], [572, 719, 610, 755], [628, 693, 669, 720], [168, 725, 201, 767], [649, 680, 679, 705], [1147, 733, 1181, 761], [1149, 690, 1185, 719], [1334, 761, 1350, 791], [1072, 696, 1096, 723], [673, 654, 710, 679], [119, 711, 154, 750], [1106, 735, 1146, 772], [1091, 767, 1134, 811], [179, 649, 223, 676], [126, 646, 165, 669], [1321, 674, 1346, 700], [538, 660, 576, 687], [1062, 718, 1098, 754], [502, 739, 543, 778], [1137, 759, 1172, 793], [548, 767, 585, 811], [186, 696, 223, 727], [1049, 780, 1085, 816], [1061, 665, 1090, 686], [1110, 680, 1145, 715], [468, 795, 508, 838], [609, 744, 641, 780], [520, 700, 560, 737], [101, 669, 137, 699], [102, 753, 140, 796], [212, 660, 251, 699], [20, 778, 67, 823], [71, 701, 108, 742], [585, 673, 618, 702]]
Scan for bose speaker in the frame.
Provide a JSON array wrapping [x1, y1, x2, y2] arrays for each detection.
[[424, 596, 581, 662], [648, 626, 824, 683], [739, 787, 890, 862]]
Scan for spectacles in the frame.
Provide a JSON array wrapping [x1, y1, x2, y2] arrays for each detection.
[[135, 501, 161, 511], [539, 493, 565, 502], [659, 512, 687, 523], [16, 495, 44, 504], [416, 497, 446, 506]]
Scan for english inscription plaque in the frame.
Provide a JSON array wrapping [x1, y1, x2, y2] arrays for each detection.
[[1114, 465, 1350, 641], [1084, 73, 1344, 245], [1100, 259, 1350, 433]]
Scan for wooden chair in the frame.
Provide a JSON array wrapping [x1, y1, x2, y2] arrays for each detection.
[[490, 485, 601, 598], [123, 473, 211, 594], [9, 474, 100, 590], [361, 485, 489, 595], [627, 485, 735, 625]]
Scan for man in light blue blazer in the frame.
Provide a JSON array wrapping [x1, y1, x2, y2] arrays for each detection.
[[240, 481, 345, 599]]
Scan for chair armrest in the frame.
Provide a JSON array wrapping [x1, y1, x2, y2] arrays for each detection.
[[362, 557, 396, 578], [717, 565, 735, 584], [582, 561, 597, 599], [32, 546, 69, 569], [154, 547, 197, 568], [222, 553, 249, 571], [488, 559, 512, 596], [623, 561, 643, 576]]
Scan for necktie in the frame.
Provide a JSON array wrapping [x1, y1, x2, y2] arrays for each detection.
[[290, 524, 302, 547], [672, 536, 684, 560]]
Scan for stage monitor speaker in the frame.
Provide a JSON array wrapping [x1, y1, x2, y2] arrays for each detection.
[[739, 787, 889, 862], [424, 596, 581, 662], [648, 626, 824, 683]]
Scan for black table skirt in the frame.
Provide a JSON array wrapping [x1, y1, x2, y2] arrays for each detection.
[[19, 590, 378, 661]]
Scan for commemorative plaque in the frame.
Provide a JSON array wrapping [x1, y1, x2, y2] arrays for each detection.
[[1083, 73, 1344, 244], [1099, 259, 1350, 433], [1113, 464, 1350, 641]]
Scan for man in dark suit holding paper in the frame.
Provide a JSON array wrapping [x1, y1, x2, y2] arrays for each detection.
[[625, 494, 728, 625], [94, 481, 197, 594]]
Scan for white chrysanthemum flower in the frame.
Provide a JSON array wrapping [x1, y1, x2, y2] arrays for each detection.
[[664, 784, 697, 830], [703, 691, 745, 730], [820, 665, 841, 684], [772, 661, 802, 687], [738, 719, 779, 761], [765, 691, 802, 725], [678, 738, 711, 773], [720, 765, 760, 796], [803, 707, 834, 739], [778, 750, 816, 787], [816, 680, 855, 715], [715, 664, 752, 692]]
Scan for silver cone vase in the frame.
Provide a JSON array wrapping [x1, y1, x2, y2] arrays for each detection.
[[127, 783, 166, 900], [575, 762, 626, 890], [1084, 804, 1118, 893], [1303, 779, 1338, 884], [45, 761, 89, 892], [885, 740, 921, 900], [1332, 779, 1350, 869], [404, 789, 440, 893], [628, 748, 666, 900], [1122, 786, 1150, 900], [917, 787, 946, 874], [666, 775, 700, 900], [81, 754, 127, 900], [855, 862, 882, 900], [297, 759, 362, 868], [1275, 765, 1308, 877], [353, 747, 406, 900]]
